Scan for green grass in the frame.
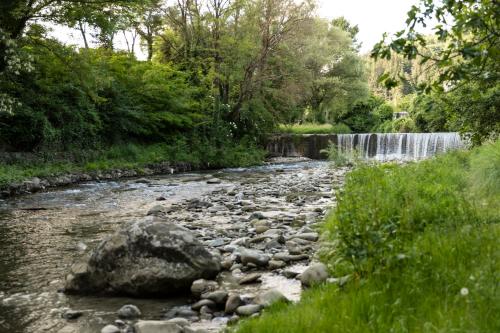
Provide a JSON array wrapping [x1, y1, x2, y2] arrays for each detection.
[[0, 141, 266, 188], [235, 140, 500, 333], [278, 123, 352, 135]]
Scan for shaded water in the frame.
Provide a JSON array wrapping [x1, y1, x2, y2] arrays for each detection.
[[0, 161, 328, 333]]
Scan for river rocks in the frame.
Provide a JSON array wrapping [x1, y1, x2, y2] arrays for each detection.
[[236, 304, 262, 316], [62, 310, 83, 320], [117, 304, 142, 319], [64, 217, 221, 296], [254, 289, 288, 307], [201, 290, 228, 305], [166, 318, 190, 327], [238, 273, 262, 285], [191, 299, 217, 311], [101, 325, 121, 333], [225, 295, 243, 313], [191, 279, 218, 297], [299, 263, 329, 287], [291, 232, 319, 242], [134, 321, 183, 333], [239, 249, 270, 267], [268, 260, 286, 270]]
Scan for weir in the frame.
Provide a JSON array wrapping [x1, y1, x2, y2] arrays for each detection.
[[267, 132, 465, 161]]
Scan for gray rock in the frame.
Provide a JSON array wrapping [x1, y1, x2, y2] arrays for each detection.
[[101, 325, 121, 333], [273, 253, 309, 262], [225, 294, 243, 314], [254, 289, 288, 307], [147, 205, 166, 216], [236, 304, 262, 316], [201, 290, 228, 304], [65, 217, 221, 296], [239, 249, 270, 267], [191, 299, 216, 311], [255, 225, 270, 234], [166, 318, 190, 327], [292, 232, 319, 242], [299, 263, 329, 287], [268, 260, 286, 270], [62, 310, 83, 320], [134, 321, 183, 333], [117, 304, 141, 319], [191, 279, 218, 297], [238, 273, 262, 285]]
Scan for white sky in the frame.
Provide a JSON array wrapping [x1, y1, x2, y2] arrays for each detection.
[[49, 0, 427, 57], [318, 0, 423, 54]]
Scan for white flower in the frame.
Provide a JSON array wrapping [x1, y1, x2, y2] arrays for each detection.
[[460, 287, 469, 296]]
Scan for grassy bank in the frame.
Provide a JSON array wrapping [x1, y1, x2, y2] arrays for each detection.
[[278, 123, 352, 135], [0, 141, 266, 188], [235, 141, 500, 332]]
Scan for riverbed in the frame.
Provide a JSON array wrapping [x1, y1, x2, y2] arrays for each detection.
[[0, 160, 347, 333]]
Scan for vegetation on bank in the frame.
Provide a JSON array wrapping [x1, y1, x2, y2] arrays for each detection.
[[278, 123, 352, 135], [235, 140, 500, 332], [0, 141, 265, 188]]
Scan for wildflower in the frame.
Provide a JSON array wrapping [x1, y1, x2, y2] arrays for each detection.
[[460, 287, 469, 296]]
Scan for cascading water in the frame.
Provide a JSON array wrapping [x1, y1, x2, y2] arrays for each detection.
[[337, 132, 464, 161]]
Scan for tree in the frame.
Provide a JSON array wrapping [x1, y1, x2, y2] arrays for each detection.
[[371, 0, 500, 143], [372, 0, 499, 91]]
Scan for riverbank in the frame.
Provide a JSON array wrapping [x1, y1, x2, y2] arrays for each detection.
[[234, 140, 500, 332], [0, 142, 266, 198]]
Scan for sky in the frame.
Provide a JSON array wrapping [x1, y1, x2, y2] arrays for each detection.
[[50, 0, 425, 57], [318, 0, 421, 54]]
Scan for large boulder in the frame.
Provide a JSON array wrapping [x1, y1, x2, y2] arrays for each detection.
[[64, 217, 221, 296]]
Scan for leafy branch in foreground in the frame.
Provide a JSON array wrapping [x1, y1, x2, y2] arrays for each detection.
[[372, 0, 499, 92]]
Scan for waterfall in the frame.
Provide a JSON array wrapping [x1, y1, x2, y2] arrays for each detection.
[[337, 133, 464, 161]]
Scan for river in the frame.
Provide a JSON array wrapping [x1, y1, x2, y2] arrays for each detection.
[[0, 160, 345, 333]]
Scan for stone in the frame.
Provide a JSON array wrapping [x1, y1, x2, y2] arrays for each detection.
[[117, 304, 142, 319], [135, 178, 151, 184], [273, 253, 309, 262], [101, 325, 121, 333], [166, 318, 190, 327], [255, 225, 270, 234], [228, 315, 240, 325], [134, 321, 183, 333], [225, 294, 243, 314], [201, 290, 228, 304], [268, 260, 286, 270], [254, 289, 288, 307], [64, 217, 221, 296], [236, 304, 262, 316], [206, 178, 222, 184], [292, 232, 319, 242], [299, 263, 329, 287], [147, 205, 166, 216], [191, 299, 216, 311], [238, 273, 262, 285], [239, 249, 270, 267], [191, 279, 218, 297], [61, 310, 83, 320], [283, 270, 299, 279]]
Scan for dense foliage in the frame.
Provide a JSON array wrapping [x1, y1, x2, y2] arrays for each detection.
[[235, 140, 500, 332], [371, 0, 499, 143]]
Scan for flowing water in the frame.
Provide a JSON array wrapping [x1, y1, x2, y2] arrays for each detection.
[[0, 160, 338, 333], [337, 132, 464, 161]]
